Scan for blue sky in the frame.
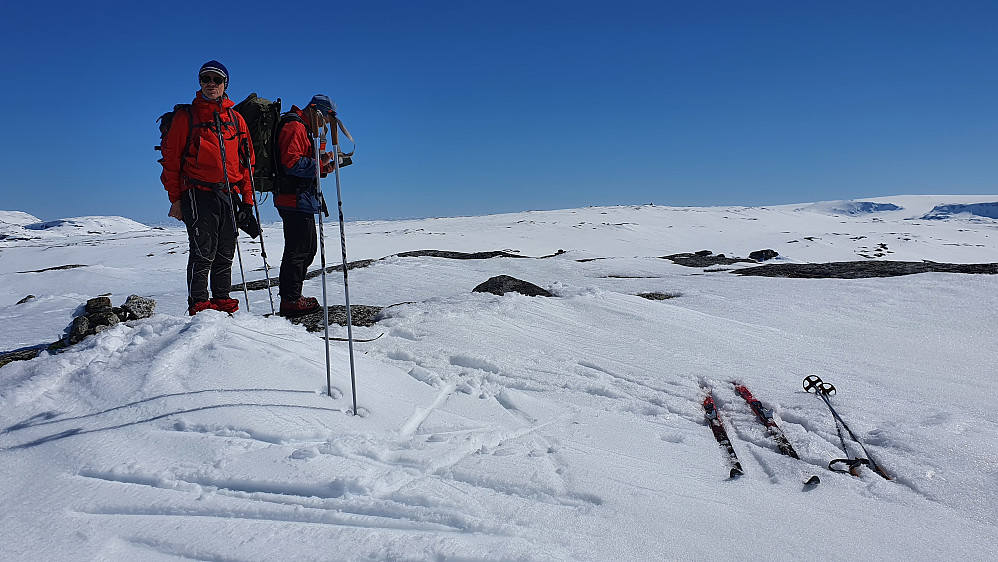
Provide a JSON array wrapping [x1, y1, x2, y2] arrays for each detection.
[[1, 0, 995, 224]]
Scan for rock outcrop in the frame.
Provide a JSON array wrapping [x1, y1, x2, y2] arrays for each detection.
[[473, 276, 553, 297]]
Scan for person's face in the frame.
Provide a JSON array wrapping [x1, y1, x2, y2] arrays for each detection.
[[199, 72, 226, 100]]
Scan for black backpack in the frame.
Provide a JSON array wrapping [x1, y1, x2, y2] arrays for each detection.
[[155, 104, 193, 163], [233, 93, 283, 192]]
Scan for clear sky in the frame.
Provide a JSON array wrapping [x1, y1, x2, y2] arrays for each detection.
[[1, 0, 995, 225]]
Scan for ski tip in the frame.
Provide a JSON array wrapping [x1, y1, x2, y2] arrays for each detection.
[[804, 475, 821, 486]]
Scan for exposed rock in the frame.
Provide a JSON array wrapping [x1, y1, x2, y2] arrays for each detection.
[[85, 296, 113, 314], [68, 316, 91, 344], [396, 250, 526, 260], [473, 275, 553, 297], [637, 292, 682, 300], [16, 264, 88, 273], [287, 305, 385, 332], [2, 294, 159, 369], [921, 202, 998, 220], [662, 252, 754, 268], [89, 311, 121, 328], [0, 347, 44, 368], [735, 261, 998, 279], [749, 249, 780, 262], [303, 260, 377, 280], [16, 295, 35, 305], [235, 249, 566, 293], [122, 295, 156, 320], [64, 295, 158, 345], [235, 259, 377, 293]]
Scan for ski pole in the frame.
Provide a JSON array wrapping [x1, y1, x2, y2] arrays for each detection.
[[214, 111, 250, 312], [330, 110, 359, 416], [803, 375, 891, 480], [311, 112, 333, 400], [240, 142, 276, 314]]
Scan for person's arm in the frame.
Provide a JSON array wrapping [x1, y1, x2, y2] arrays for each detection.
[[279, 120, 320, 178]]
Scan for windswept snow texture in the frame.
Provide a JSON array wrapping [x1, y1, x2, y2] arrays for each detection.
[[922, 202, 998, 220], [1, 195, 997, 561]]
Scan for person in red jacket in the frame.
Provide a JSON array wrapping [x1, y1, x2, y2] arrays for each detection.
[[161, 60, 255, 316], [272, 94, 338, 317]]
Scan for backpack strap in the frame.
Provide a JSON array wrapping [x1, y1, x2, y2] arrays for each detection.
[[226, 107, 251, 175]]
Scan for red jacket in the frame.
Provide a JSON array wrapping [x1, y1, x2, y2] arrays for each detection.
[[274, 105, 331, 211], [160, 93, 255, 205]]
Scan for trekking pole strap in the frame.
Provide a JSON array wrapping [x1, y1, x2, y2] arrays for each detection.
[[334, 117, 355, 156]]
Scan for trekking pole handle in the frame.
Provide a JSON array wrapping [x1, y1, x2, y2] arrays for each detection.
[[803, 375, 836, 396]]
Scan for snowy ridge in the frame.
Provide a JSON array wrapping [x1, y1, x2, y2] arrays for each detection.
[[1, 196, 997, 560], [922, 201, 998, 220], [798, 200, 903, 216], [1, 214, 151, 242]]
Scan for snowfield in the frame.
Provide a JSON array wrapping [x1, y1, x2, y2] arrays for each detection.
[[1, 195, 997, 561]]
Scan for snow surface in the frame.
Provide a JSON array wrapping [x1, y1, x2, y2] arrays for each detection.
[[1, 195, 997, 561]]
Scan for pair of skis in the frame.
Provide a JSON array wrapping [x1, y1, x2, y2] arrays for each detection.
[[702, 382, 819, 485], [703, 377, 892, 482]]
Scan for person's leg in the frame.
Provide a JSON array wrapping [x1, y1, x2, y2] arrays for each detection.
[[278, 208, 313, 300], [210, 195, 236, 300], [301, 213, 317, 287], [182, 189, 219, 308]]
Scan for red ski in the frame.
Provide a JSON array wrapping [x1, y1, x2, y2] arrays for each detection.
[[703, 391, 744, 478], [735, 383, 820, 486]]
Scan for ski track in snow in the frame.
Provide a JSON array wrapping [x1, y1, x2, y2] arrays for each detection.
[[2, 197, 998, 560]]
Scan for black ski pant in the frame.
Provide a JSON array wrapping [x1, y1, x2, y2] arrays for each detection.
[[182, 188, 236, 305], [278, 208, 317, 301]]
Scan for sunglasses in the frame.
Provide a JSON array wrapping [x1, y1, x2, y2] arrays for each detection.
[[199, 74, 225, 85]]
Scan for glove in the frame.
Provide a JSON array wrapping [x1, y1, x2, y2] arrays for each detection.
[[235, 200, 260, 239]]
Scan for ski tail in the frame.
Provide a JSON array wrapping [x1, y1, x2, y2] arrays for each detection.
[[702, 390, 744, 478], [734, 382, 819, 486]]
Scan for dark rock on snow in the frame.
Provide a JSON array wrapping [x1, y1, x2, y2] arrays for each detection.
[[68, 316, 92, 344], [662, 252, 754, 268], [67, 295, 156, 344], [735, 261, 998, 279], [85, 296, 113, 314], [16, 295, 35, 305], [122, 295, 157, 320], [396, 250, 526, 260], [921, 202, 998, 220], [748, 249, 780, 262], [637, 292, 682, 301], [287, 305, 385, 332], [473, 275, 553, 297], [2, 294, 159, 367]]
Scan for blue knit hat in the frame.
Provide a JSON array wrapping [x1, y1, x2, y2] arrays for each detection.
[[308, 94, 336, 115], [199, 60, 228, 83]]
